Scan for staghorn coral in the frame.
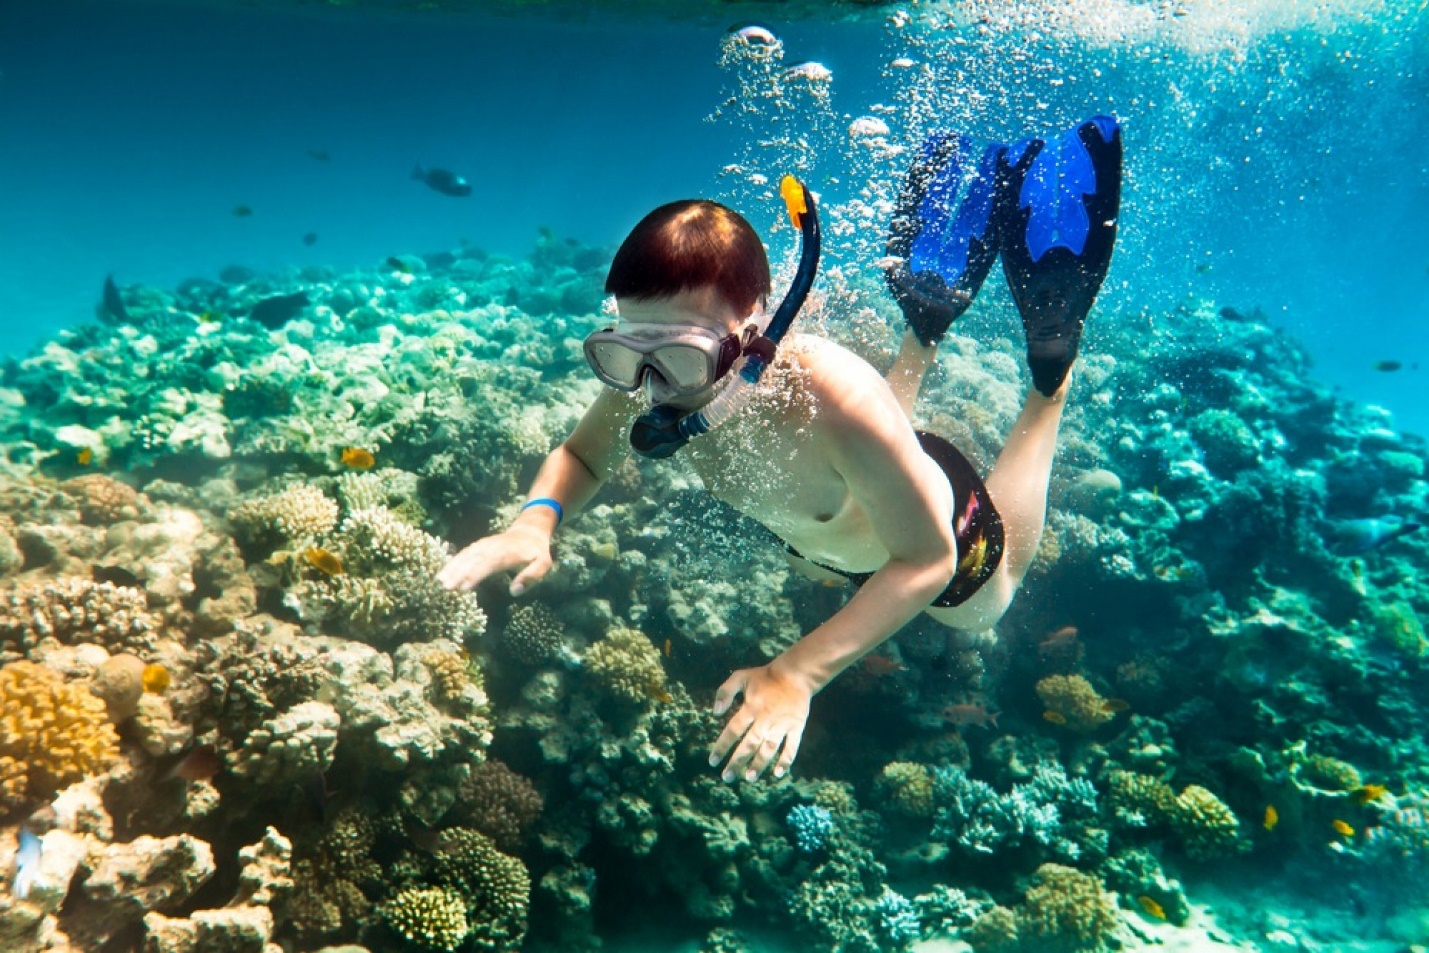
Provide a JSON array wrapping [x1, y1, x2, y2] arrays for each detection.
[[230, 483, 339, 546], [583, 624, 667, 705], [875, 762, 935, 818], [0, 576, 158, 660], [1036, 674, 1115, 733], [293, 505, 486, 646], [1017, 863, 1119, 953], [61, 473, 141, 524], [451, 759, 544, 852], [1169, 784, 1246, 860], [0, 660, 120, 809], [501, 602, 569, 665], [931, 763, 1100, 863], [383, 886, 470, 952]]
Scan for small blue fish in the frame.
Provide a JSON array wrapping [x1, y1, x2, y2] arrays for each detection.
[[1330, 516, 1423, 555], [12, 828, 41, 900]]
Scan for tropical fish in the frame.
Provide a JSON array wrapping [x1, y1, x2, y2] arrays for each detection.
[[142, 663, 171, 694], [306, 149, 331, 162], [11, 828, 41, 900], [941, 703, 999, 730], [1353, 784, 1388, 805], [1329, 516, 1423, 555], [1136, 895, 1166, 920], [412, 165, 472, 198], [385, 256, 414, 274], [340, 447, 376, 470], [1038, 625, 1079, 653], [304, 547, 344, 576], [302, 232, 318, 247], [232, 205, 253, 218], [1263, 805, 1279, 830], [1042, 710, 1068, 725], [1101, 698, 1131, 713], [248, 292, 310, 330], [92, 564, 143, 588], [76, 448, 93, 466], [100, 274, 130, 323], [162, 744, 221, 783], [1331, 819, 1354, 837], [662, 639, 672, 659], [196, 310, 222, 324], [860, 654, 906, 676], [1373, 360, 1403, 372]]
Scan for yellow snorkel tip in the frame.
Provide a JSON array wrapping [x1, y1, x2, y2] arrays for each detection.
[[780, 175, 807, 228]]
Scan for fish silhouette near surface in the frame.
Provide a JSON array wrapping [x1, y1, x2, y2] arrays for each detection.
[[11, 828, 41, 900], [248, 292, 310, 329], [1329, 516, 1423, 555], [412, 164, 472, 197], [100, 275, 130, 324]]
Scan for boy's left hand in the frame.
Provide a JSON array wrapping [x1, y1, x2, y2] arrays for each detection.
[[709, 663, 812, 782]]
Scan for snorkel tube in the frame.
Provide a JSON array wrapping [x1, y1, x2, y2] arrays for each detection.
[[631, 175, 821, 459]]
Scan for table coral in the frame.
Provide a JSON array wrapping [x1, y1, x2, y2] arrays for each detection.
[[0, 660, 120, 809], [583, 624, 667, 705]]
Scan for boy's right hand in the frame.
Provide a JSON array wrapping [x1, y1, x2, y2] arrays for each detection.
[[437, 525, 554, 595]]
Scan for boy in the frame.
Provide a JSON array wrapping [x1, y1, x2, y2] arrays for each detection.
[[439, 117, 1122, 784]]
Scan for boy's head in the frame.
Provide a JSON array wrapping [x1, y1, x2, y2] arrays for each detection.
[[605, 200, 771, 316]]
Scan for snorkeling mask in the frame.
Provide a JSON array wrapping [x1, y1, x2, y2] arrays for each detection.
[[625, 175, 821, 459], [582, 322, 751, 399]]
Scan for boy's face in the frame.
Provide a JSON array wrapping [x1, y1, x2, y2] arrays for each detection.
[[607, 287, 760, 409]]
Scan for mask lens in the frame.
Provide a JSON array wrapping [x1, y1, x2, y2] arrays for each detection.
[[648, 344, 716, 391], [584, 338, 645, 390]]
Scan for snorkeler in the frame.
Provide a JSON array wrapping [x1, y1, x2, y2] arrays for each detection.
[[438, 115, 1122, 783]]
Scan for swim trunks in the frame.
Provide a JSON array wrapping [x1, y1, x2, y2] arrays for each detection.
[[786, 431, 1004, 608]]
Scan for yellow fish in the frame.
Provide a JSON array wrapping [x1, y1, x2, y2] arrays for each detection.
[[1331, 819, 1354, 837], [76, 447, 93, 466], [662, 639, 671, 659], [142, 663, 171, 694], [1042, 710, 1068, 725], [1102, 698, 1131, 713], [1353, 784, 1387, 805], [1137, 895, 1166, 920], [1263, 805, 1278, 831], [304, 547, 345, 576], [340, 447, 376, 470]]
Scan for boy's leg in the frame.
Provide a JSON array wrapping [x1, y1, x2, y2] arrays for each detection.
[[983, 376, 1070, 581], [885, 330, 937, 419]]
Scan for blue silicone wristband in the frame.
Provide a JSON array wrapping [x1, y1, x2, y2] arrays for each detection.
[[521, 497, 564, 526]]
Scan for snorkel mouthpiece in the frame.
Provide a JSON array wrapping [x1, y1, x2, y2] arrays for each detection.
[[631, 176, 821, 459]]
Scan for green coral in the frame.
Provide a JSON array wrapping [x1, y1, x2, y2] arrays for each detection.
[[1364, 600, 1427, 659], [1187, 408, 1260, 477], [383, 886, 469, 951], [430, 827, 531, 952], [1017, 864, 1119, 953], [584, 624, 667, 705]]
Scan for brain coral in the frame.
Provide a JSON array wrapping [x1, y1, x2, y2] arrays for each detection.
[[584, 625, 666, 705], [0, 660, 120, 809], [0, 577, 158, 659]]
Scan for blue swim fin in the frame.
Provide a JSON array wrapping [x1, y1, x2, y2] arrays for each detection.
[[999, 115, 1122, 396], [886, 134, 1005, 347]]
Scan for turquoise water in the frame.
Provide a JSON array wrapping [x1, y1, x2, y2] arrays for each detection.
[[0, 2, 1426, 952]]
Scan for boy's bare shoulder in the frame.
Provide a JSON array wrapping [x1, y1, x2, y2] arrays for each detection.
[[781, 333, 898, 414]]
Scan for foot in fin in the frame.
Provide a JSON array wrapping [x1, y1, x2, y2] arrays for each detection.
[[999, 115, 1122, 397], [886, 133, 1004, 347]]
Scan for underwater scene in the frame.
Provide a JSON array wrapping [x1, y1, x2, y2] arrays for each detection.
[[0, 1, 1427, 952]]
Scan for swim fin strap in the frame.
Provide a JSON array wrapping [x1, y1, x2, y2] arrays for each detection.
[[886, 134, 1005, 347], [1000, 115, 1123, 397]]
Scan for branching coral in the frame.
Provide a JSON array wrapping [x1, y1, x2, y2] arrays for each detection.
[[428, 827, 531, 952], [231, 483, 339, 547], [0, 576, 158, 659], [583, 624, 667, 705], [450, 759, 544, 852], [0, 660, 120, 809], [383, 886, 470, 952], [931, 763, 1100, 863], [1036, 674, 1115, 733]]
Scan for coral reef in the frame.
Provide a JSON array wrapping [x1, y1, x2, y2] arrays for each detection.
[[0, 660, 120, 810], [582, 624, 667, 705]]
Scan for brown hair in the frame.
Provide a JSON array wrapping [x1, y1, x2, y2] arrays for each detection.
[[605, 200, 771, 315]]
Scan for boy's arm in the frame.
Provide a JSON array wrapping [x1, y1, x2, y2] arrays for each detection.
[[439, 387, 640, 592], [711, 366, 959, 780]]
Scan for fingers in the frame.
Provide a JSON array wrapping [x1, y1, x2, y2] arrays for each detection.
[[711, 671, 748, 717], [509, 557, 551, 596], [721, 725, 790, 783], [771, 725, 803, 780]]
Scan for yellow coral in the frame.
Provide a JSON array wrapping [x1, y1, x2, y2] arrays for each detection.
[[1036, 674, 1114, 733], [1018, 863, 1119, 952], [584, 626, 667, 705], [0, 660, 120, 809], [1170, 784, 1246, 861], [876, 762, 935, 818]]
